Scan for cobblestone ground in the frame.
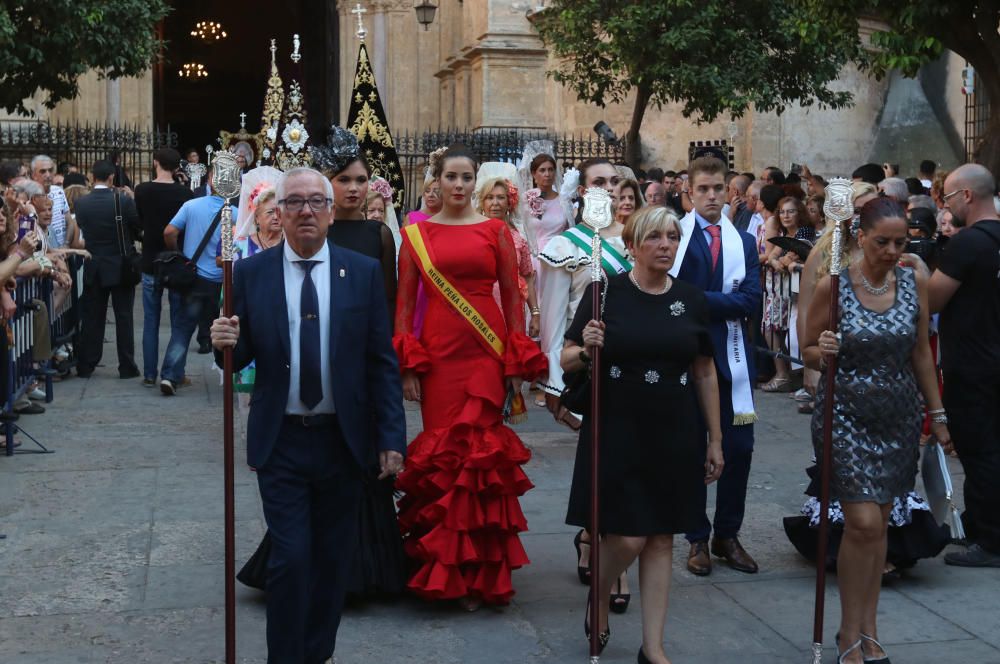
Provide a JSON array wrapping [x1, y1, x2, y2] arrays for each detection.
[[1, 306, 997, 663]]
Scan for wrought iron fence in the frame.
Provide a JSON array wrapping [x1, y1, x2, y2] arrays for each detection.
[[0, 120, 177, 186], [394, 128, 626, 212]]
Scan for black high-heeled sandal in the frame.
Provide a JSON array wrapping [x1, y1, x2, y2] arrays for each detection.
[[573, 530, 591, 585], [610, 572, 631, 614], [859, 633, 891, 664], [637, 646, 653, 664], [584, 590, 610, 654]]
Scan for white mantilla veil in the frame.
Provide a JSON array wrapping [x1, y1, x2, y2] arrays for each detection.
[[516, 140, 564, 253], [236, 166, 283, 239]]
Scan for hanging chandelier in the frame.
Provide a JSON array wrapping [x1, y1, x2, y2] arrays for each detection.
[[191, 20, 228, 42], [178, 63, 209, 78]]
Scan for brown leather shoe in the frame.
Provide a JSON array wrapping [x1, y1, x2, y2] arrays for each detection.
[[710, 536, 759, 573], [686, 541, 712, 576]]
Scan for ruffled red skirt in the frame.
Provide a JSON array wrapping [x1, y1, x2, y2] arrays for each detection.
[[393, 331, 545, 604]]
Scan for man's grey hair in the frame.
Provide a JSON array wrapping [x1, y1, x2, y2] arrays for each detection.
[[276, 167, 334, 207], [878, 177, 909, 203], [907, 194, 936, 212], [30, 154, 53, 172], [747, 181, 764, 197], [15, 180, 45, 198]]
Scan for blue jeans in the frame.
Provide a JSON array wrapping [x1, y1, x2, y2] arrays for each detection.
[[141, 273, 174, 381], [160, 277, 220, 383]]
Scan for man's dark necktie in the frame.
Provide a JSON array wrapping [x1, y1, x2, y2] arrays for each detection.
[[298, 260, 322, 409]]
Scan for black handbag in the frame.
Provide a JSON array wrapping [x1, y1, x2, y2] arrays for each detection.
[[559, 366, 592, 415], [153, 205, 223, 292], [113, 191, 142, 287]]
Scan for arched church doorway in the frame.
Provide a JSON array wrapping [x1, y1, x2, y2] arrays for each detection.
[[154, 1, 339, 161]]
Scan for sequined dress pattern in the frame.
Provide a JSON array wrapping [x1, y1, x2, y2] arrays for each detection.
[[812, 267, 922, 503]]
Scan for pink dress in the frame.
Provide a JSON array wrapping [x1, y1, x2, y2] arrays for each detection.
[[529, 195, 570, 275], [404, 210, 432, 337], [493, 227, 533, 313]]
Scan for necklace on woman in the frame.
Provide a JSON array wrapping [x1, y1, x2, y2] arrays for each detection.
[[859, 267, 891, 296], [629, 270, 671, 295]]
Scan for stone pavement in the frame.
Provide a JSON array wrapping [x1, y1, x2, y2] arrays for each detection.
[[1, 313, 998, 664]]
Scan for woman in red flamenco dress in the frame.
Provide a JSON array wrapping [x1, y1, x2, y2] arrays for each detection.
[[393, 145, 547, 611]]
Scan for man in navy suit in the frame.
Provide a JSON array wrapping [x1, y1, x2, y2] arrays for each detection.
[[669, 157, 763, 577], [211, 167, 405, 664]]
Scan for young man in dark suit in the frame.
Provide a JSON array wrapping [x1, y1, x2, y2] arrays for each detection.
[[669, 157, 763, 577]]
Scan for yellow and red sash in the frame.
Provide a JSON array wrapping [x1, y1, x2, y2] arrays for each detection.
[[404, 223, 527, 423]]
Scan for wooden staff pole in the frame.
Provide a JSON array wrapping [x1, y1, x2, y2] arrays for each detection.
[[211, 151, 241, 664], [811, 179, 853, 664], [581, 187, 613, 663]]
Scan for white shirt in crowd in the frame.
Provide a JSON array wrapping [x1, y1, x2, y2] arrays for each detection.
[[282, 241, 335, 415], [47, 185, 70, 249]]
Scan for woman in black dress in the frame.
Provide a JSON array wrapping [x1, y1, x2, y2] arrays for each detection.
[[562, 206, 724, 664], [316, 126, 397, 321]]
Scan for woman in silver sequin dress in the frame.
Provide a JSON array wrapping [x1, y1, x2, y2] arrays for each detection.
[[803, 198, 952, 664]]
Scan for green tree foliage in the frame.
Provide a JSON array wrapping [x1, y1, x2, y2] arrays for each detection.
[[793, 0, 1000, 171], [533, 0, 861, 165], [0, 1, 169, 115]]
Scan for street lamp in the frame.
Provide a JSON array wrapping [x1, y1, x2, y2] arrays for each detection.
[[414, 1, 437, 30]]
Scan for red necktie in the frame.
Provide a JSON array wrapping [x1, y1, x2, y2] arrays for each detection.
[[707, 224, 721, 271]]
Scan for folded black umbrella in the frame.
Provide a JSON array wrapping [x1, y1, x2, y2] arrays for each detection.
[[768, 236, 813, 261]]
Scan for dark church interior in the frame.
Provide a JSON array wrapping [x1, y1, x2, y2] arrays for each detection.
[[154, 1, 339, 161]]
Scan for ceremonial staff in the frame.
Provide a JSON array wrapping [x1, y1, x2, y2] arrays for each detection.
[[811, 178, 854, 664], [582, 187, 613, 663], [211, 151, 242, 664]]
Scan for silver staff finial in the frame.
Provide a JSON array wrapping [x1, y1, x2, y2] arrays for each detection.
[[823, 177, 854, 277], [291, 34, 301, 63]]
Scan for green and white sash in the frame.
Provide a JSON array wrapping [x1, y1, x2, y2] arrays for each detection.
[[561, 224, 631, 275]]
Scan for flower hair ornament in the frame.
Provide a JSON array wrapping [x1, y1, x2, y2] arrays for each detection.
[[247, 182, 273, 214], [309, 125, 361, 174], [370, 177, 394, 202], [506, 181, 520, 211], [426, 146, 449, 180], [524, 188, 544, 218]]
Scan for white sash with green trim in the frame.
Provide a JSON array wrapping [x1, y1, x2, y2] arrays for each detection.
[[561, 225, 631, 275]]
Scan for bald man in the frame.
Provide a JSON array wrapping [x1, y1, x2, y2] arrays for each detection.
[[728, 175, 753, 231], [929, 163, 1000, 568]]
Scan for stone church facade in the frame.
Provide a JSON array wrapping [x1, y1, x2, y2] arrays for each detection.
[[9, 0, 970, 177]]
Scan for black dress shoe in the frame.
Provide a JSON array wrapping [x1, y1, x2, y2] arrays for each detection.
[[119, 369, 140, 379], [711, 536, 759, 573], [686, 540, 712, 576], [944, 543, 1000, 567]]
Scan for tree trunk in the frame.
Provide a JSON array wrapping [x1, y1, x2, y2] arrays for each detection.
[[624, 83, 652, 168]]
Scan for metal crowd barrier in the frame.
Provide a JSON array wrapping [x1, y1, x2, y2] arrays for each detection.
[[3, 258, 83, 456], [759, 264, 804, 368]]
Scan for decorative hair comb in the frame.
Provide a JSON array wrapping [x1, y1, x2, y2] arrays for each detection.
[[309, 125, 361, 174]]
